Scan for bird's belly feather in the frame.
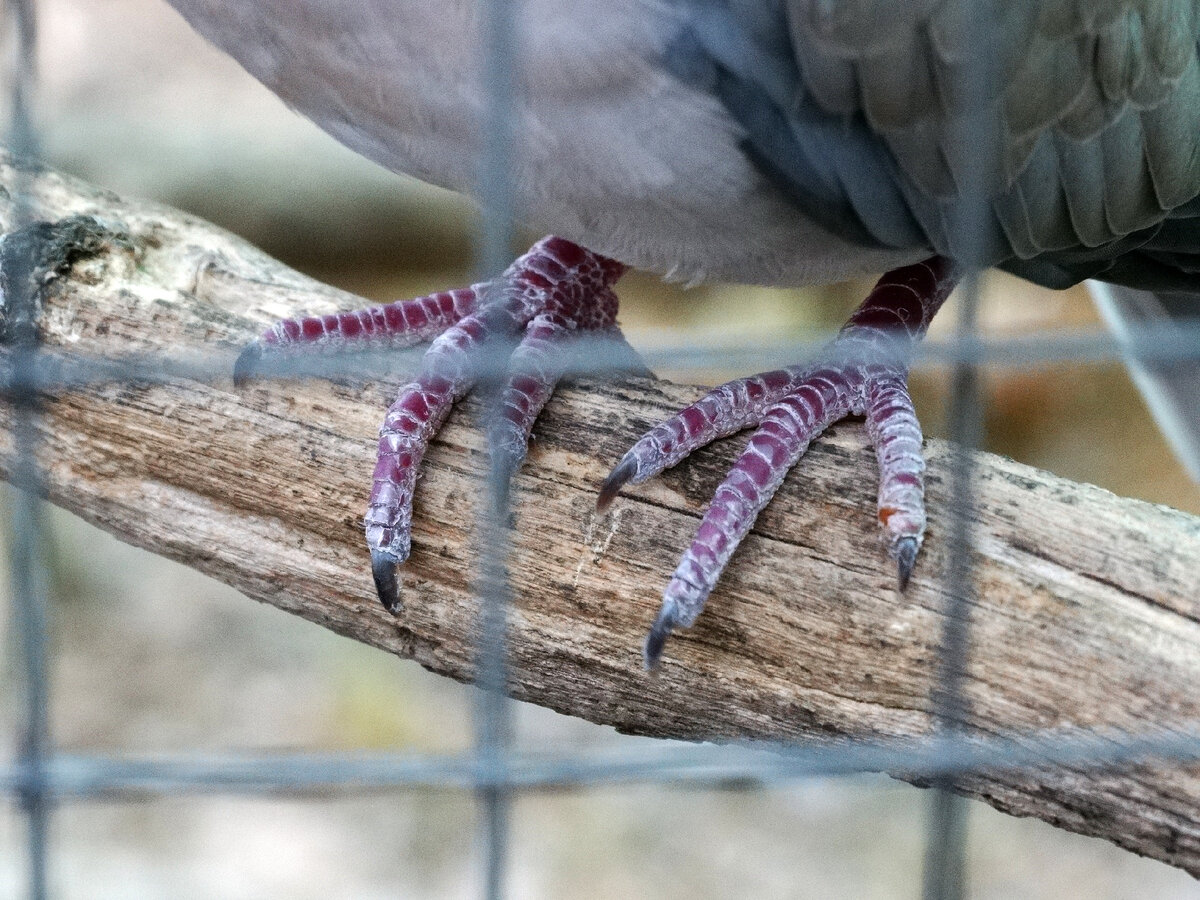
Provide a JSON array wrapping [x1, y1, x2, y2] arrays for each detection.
[[163, 0, 921, 286]]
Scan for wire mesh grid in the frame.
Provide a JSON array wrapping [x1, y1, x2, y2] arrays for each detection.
[[3, 1, 1200, 898]]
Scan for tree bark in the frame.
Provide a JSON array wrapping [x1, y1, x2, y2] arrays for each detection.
[[4, 153, 1200, 875]]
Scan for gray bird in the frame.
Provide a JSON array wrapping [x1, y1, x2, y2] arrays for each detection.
[[171, 0, 1200, 665]]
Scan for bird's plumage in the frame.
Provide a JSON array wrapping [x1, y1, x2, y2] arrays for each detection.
[[165, 0, 1200, 296], [163, 0, 922, 285], [677, 0, 1200, 291]]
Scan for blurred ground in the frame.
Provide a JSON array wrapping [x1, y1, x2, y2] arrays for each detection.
[[2, 0, 1200, 896]]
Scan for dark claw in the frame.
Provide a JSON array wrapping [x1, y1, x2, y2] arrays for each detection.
[[233, 341, 263, 388], [371, 547, 404, 614], [895, 536, 919, 591], [642, 607, 676, 670], [597, 455, 637, 513]]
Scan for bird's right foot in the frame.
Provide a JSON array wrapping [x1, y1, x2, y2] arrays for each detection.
[[235, 236, 630, 612]]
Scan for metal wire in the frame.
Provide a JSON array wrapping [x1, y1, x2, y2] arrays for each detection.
[[922, 272, 981, 900], [6, 726, 1200, 797], [4, 2, 1200, 899], [4, 2, 51, 898], [5, 320, 1200, 400], [919, 9, 1002, 887], [473, 0, 521, 894]]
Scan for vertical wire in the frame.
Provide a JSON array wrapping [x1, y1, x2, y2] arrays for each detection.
[[9, 475, 50, 900], [474, 0, 518, 897], [4, 1, 51, 898], [476, 0, 518, 279], [920, 5, 997, 896], [921, 275, 981, 900]]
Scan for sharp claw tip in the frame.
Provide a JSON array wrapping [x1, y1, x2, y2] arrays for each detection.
[[642, 611, 674, 671], [895, 536, 920, 591], [597, 456, 636, 512], [370, 548, 404, 614], [233, 342, 263, 388]]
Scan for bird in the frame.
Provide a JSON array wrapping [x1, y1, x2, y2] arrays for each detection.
[[168, 0, 1200, 667]]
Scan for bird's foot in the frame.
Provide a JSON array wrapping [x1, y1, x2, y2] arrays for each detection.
[[598, 258, 957, 668], [236, 235, 628, 612]]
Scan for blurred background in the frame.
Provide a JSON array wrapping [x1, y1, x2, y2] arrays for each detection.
[[3, 0, 1200, 896]]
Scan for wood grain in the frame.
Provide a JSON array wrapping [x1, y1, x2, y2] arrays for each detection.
[[4, 154, 1200, 875]]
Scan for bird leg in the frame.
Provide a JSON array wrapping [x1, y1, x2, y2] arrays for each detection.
[[235, 235, 627, 611], [597, 258, 958, 667]]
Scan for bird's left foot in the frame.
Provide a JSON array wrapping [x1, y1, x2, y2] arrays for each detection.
[[599, 259, 957, 667]]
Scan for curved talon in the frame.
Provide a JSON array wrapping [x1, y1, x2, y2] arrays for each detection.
[[597, 455, 637, 512], [233, 342, 263, 388], [643, 606, 678, 670], [894, 535, 920, 591], [371, 547, 404, 614]]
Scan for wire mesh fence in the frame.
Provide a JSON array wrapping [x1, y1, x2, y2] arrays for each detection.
[[4, 1, 1200, 898]]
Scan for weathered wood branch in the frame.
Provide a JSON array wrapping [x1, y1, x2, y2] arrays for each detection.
[[3, 154, 1200, 873]]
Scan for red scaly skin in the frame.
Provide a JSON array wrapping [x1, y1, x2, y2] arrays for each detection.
[[597, 258, 957, 667], [236, 240, 953, 666], [236, 236, 627, 611], [233, 288, 481, 385]]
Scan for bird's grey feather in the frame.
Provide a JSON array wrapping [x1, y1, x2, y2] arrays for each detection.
[[677, 0, 1200, 292]]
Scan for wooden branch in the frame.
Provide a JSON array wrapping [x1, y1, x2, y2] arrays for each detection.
[[4, 153, 1200, 874]]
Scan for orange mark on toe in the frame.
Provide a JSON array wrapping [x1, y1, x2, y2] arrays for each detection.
[[878, 507, 897, 526]]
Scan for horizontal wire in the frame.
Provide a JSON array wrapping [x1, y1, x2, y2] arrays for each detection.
[[2, 321, 1200, 399], [1, 725, 1199, 800]]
